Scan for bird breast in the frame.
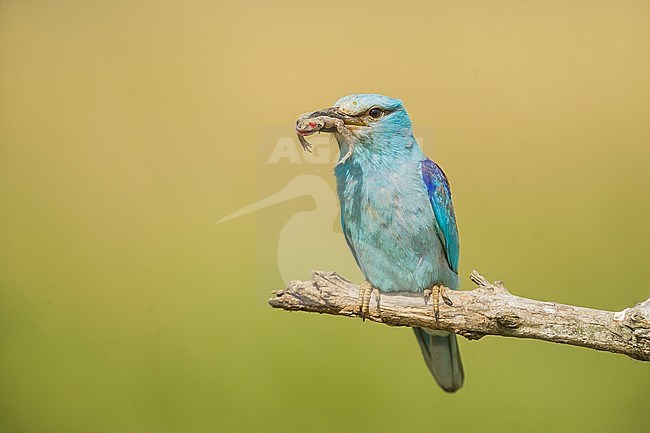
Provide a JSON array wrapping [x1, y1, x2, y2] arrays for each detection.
[[337, 160, 451, 293]]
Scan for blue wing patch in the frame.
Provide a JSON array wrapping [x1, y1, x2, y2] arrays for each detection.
[[421, 159, 459, 274]]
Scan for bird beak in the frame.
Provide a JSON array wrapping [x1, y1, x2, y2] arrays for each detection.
[[307, 107, 367, 130]]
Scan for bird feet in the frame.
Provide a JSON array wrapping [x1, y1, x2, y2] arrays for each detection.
[[424, 285, 453, 321], [358, 281, 380, 320]]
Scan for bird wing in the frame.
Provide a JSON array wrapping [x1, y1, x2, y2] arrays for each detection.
[[420, 159, 459, 273]]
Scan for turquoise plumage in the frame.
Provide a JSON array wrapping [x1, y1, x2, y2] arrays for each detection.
[[298, 94, 464, 392]]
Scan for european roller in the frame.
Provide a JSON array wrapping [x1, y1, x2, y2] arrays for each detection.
[[296, 94, 464, 392]]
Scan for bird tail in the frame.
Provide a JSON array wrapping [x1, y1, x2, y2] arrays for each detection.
[[412, 327, 464, 392]]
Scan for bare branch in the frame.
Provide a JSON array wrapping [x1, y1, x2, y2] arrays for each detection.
[[269, 270, 650, 361]]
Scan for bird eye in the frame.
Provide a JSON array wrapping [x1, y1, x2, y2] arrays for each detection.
[[368, 107, 384, 119]]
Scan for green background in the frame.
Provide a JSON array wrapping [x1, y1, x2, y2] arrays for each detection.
[[1, 1, 648, 432]]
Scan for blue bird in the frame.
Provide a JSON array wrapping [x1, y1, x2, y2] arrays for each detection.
[[297, 94, 464, 392]]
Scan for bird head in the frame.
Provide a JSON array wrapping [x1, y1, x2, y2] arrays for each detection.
[[297, 94, 421, 165]]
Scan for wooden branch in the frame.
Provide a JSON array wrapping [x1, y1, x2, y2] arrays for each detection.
[[269, 270, 650, 361]]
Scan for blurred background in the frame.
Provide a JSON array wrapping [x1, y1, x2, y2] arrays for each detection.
[[1, 1, 649, 432]]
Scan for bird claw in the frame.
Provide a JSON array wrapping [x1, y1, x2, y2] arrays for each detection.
[[441, 287, 453, 307], [424, 285, 453, 321], [358, 281, 380, 320]]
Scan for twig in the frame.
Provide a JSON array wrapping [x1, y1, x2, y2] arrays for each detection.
[[268, 270, 650, 361]]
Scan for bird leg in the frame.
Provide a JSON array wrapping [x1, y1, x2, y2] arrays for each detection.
[[358, 281, 380, 320], [424, 285, 453, 321]]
